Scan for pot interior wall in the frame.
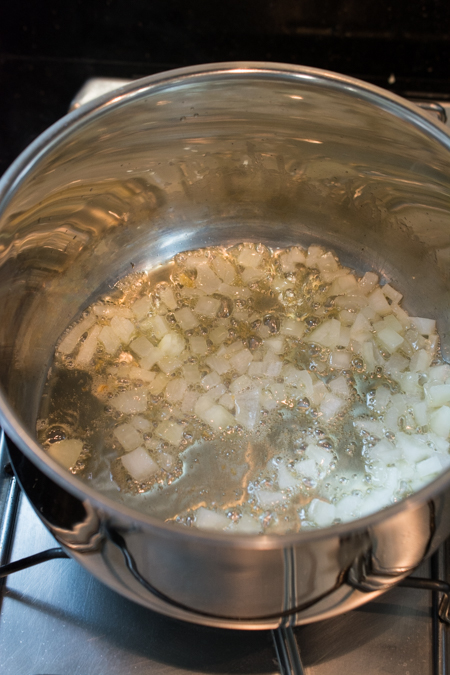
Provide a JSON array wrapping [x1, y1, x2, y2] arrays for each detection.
[[0, 70, 450, 439]]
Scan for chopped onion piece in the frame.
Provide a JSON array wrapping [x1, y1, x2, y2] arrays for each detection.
[[218, 392, 235, 410], [358, 271, 379, 295], [47, 439, 83, 469], [241, 268, 265, 284], [174, 307, 199, 330], [229, 348, 253, 374], [111, 316, 135, 344], [76, 324, 101, 366], [382, 284, 403, 304], [416, 456, 442, 478], [194, 296, 221, 318], [121, 447, 159, 482], [280, 318, 305, 339], [230, 374, 253, 394], [131, 416, 152, 432], [217, 282, 251, 298], [99, 325, 121, 355], [195, 507, 229, 530], [132, 296, 152, 320], [195, 263, 222, 293], [130, 336, 156, 358], [426, 385, 450, 408], [199, 404, 235, 431], [189, 336, 208, 356], [114, 423, 141, 452], [202, 371, 221, 390], [210, 325, 229, 344], [112, 390, 147, 414], [328, 375, 351, 399], [309, 499, 336, 527], [307, 319, 341, 349], [156, 420, 184, 445], [377, 327, 404, 352], [165, 378, 188, 402], [205, 354, 230, 375], [140, 346, 163, 370], [430, 406, 450, 438], [235, 389, 261, 430], [410, 317, 436, 336], [320, 393, 345, 421], [181, 390, 199, 414], [237, 247, 263, 268], [159, 286, 178, 310], [58, 314, 97, 355], [330, 351, 351, 370], [147, 373, 169, 395], [368, 288, 392, 316], [128, 366, 156, 382], [212, 256, 235, 284]]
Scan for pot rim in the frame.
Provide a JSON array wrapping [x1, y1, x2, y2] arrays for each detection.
[[1, 60, 450, 549]]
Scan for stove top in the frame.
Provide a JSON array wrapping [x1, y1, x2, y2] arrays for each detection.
[[1, 77, 450, 675]]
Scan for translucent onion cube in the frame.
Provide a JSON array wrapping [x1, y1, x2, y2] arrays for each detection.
[[195, 394, 215, 416], [410, 317, 436, 336], [201, 371, 221, 390], [155, 420, 184, 445], [76, 324, 101, 366], [130, 335, 155, 358], [218, 392, 235, 411], [377, 327, 404, 352], [110, 316, 135, 344], [293, 458, 319, 480], [235, 389, 260, 430], [330, 351, 351, 370], [230, 374, 252, 394], [241, 268, 265, 284], [159, 285, 178, 310], [112, 390, 147, 414], [195, 507, 229, 531], [396, 432, 431, 463], [328, 375, 351, 399], [329, 273, 358, 296], [280, 318, 305, 339], [121, 447, 159, 482], [237, 247, 263, 268], [430, 406, 450, 438], [305, 444, 334, 469], [356, 271, 378, 295], [319, 393, 345, 421], [199, 404, 235, 431], [368, 288, 392, 316], [194, 295, 221, 318], [131, 416, 152, 432], [158, 332, 185, 358], [157, 356, 183, 374], [416, 455, 442, 478], [195, 263, 222, 293], [277, 462, 299, 490], [350, 312, 371, 341], [307, 318, 341, 349], [140, 346, 163, 370], [99, 325, 121, 354], [309, 499, 336, 528], [255, 489, 286, 508], [410, 349, 432, 373], [114, 423, 142, 452], [147, 373, 169, 395], [132, 295, 152, 319], [181, 390, 199, 414], [426, 385, 450, 408], [205, 354, 230, 375], [58, 314, 96, 355], [232, 514, 261, 534], [264, 361, 283, 377], [182, 363, 201, 383], [147, 315, 170, 339], [208, 383, 227, 401], [212, 256, 235, 284], [174, 307, 199, 330], [382, 283, 403, 304], [165, 378, 188, 402], [279, 246, 306, 272], [210, 325, 229, 344], [412, 400, 428, 427], [189, 336, 208, 355], [229, 348, 253, 374], [47, 439, 83, 469], [128, 367, 156, 382]]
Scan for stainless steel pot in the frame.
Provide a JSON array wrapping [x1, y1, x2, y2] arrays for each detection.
[[1, 62, 450, 630]]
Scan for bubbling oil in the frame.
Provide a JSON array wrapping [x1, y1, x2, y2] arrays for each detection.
[[37, 242, 449, 534]]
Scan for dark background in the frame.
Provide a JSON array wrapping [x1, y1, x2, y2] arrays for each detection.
[[1, 0, 450, 177]]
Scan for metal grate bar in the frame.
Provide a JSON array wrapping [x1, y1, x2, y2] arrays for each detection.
[[272, 626, 305, 675]]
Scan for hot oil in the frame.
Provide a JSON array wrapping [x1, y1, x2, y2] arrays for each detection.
[[37, 242, 441, 534]]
